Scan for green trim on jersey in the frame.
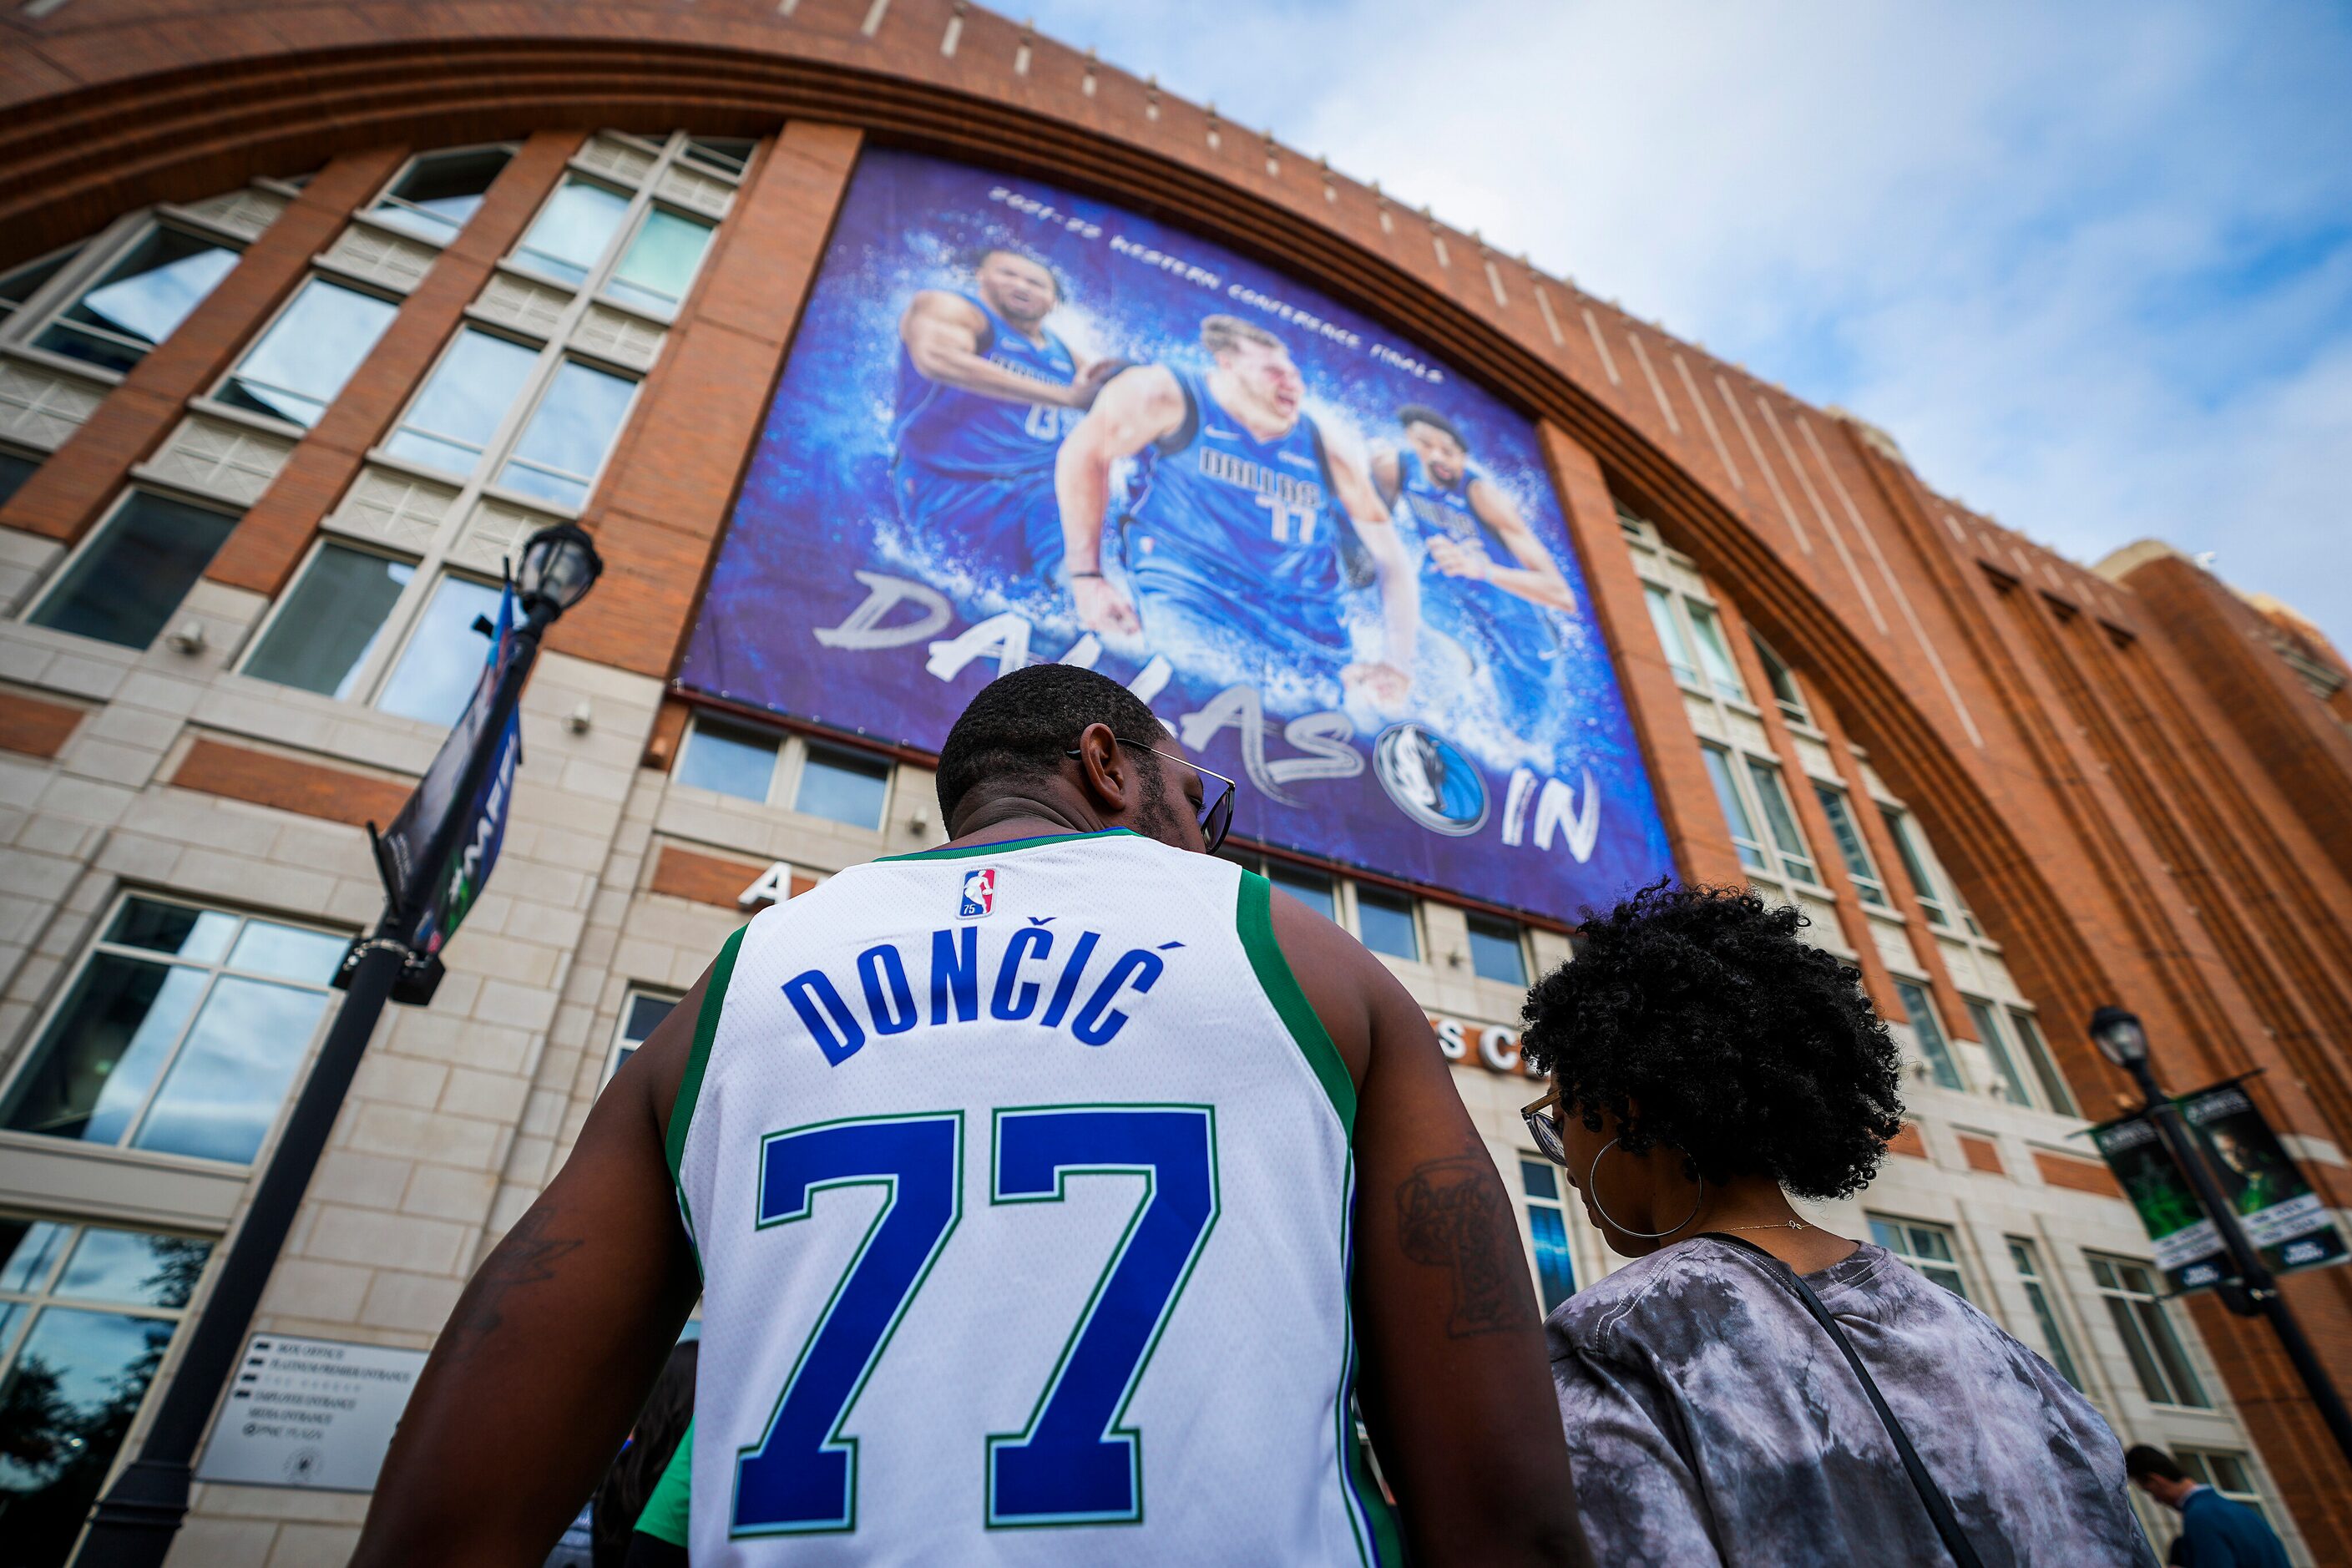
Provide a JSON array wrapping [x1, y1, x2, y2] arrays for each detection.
[[636, 1417, 694, 1547], [667, 924, 746, 1189], [877, 827, 1141, 862], [1237, 871, 1357, 1136], [1338, 1156, 1408, 1565]]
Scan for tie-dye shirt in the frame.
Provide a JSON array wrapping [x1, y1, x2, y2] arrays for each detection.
[[1548, 1237, 2156, 1567]]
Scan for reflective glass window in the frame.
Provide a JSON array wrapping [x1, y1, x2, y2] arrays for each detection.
[[0, 898, 340, 1164], [1814, 786, 1886, 905], [2006, 1237, 2083, 1389], [1868, 1215, 1967, 1297], [794, 746, 890, 830], [1642, 584, 1699, 686], [605, 989, 680, 1085], [1267, 863, 1334, 922], [515, 178, 631, 286], [1882, 807, 1950, 926], [28, 492, 236, 650], [1895, 980, 1965, 1092], [35, 227, 238, 373], [606, 210, 714, 314], [370, 147, 514, 243], [0, 244, 81, 329], [243, 545, 415, 699], [681, 138, 756, 175], [496, 359, 635, 508], [1965, 999, 2035, 1108], [2088, 1255, 2208, 1407], [217, 278, 397, 427], [1743, 760, 1816, 883], [1355, 887, 1420, 961], [0, 450, 39, 509], [1753, 633, 1809, 724], [1701, 746, 1766, 871], [385, 327, 539, 478], [2008, 1009, 2078, 1117], [1520, 1159, 1576, 1311], [374, 574, 502, 726], [1685, 601, 1746, 701], [1465, 914, 1527, 986], [676, 720, 781, 802]]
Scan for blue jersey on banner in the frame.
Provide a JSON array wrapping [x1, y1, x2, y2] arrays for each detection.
[[1393, 448, 1565, 730], [891, 293, 1076, 478], [1125, 369, 1350, 675]]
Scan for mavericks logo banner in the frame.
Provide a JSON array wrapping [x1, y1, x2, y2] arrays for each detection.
[[680, 149, 1672, 919]]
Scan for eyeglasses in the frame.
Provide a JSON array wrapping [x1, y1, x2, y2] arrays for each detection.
[[1065, 736, 1237, 853], [1521, 1085, 1568, 1166]]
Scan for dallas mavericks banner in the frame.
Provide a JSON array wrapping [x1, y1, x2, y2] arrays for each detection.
[[680, 149, 1671, 920], [377, 584, 523, 955]]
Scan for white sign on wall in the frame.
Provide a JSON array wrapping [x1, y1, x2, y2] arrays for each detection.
[[195, 1333, 427, 1491]]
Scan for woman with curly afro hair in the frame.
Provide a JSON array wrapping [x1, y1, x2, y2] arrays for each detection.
[[1523, 881, 2149, 1567]]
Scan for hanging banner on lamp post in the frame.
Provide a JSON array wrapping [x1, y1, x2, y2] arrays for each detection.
[[2178, 1082, 2349, 1277], [2088, 1113, 2228, 1293]]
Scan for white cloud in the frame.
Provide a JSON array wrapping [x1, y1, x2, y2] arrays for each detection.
[[1027, 0, 2352, 648]]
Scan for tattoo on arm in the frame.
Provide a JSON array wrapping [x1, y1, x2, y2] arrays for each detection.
[[1397, 1156, 1540, 1338], [438, 1208, 583, 1362]]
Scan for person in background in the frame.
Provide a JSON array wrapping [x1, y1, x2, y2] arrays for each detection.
[[2126, 1445, 2291, 1568], [588, 1339, 697, 1568], [1520, 880, 2153, 1565]]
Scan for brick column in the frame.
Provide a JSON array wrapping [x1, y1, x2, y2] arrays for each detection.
[[205, 132, 582, 596], [1538, 420, 1745, 887], [547, 119, 865, 678], [0, 149, 406, 543]]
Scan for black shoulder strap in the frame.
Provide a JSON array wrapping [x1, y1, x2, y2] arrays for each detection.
[[1699, 1234, 1989, 1568]]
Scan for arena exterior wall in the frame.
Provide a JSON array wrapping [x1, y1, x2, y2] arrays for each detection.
[[2, 2, 2349, 1562]]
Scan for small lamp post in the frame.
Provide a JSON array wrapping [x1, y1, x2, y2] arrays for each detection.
[[74, 526, 603, 1566], [2092, 1004, 2352, 1469]]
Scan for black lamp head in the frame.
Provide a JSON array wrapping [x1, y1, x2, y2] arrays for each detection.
[[2088, 1004, 2148, 1070], [517, 522, 603, 618]]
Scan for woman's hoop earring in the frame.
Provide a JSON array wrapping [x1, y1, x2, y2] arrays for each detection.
[[1586, 1136, 1704, 1239]]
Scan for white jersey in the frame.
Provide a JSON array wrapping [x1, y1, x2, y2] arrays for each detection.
[[671, 829, 1401, 1565]]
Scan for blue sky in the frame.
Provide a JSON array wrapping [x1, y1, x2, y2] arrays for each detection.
[[1024, 0, 2352, 650]]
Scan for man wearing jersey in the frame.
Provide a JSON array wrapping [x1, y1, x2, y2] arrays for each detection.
[[893, 249, 1116, 584], [1059, 315, 1417, 706], [357, 664, 1583, 1568], [1372, 405, 1577, 736]]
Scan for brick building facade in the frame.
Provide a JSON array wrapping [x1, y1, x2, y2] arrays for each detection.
[[1, 3, 2348, 1563]]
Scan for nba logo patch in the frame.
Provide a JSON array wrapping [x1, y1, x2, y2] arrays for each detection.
[[959, 867, 996, 918]]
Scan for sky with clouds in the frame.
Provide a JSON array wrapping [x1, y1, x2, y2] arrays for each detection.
[[1023, 0, 2352, 649]]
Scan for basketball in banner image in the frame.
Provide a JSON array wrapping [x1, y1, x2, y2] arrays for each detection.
[[680, 149, 1672, 920]]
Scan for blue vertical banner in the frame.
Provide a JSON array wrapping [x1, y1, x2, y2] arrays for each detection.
[[679, 149, 1672, 921]]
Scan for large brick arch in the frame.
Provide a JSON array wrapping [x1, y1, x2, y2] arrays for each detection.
[[0, 0, 2119, 1019]]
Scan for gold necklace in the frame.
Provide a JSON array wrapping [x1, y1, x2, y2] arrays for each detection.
[[1715, 1219, 1810, 1233]]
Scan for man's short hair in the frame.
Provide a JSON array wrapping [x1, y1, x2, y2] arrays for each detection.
[[1397, 403, 1466, 448], [1200, 314, 1285, 357], [2124, 1446, 2187, 1485], [934, 664, 1163, 827], [974, 246, 1062, 301]]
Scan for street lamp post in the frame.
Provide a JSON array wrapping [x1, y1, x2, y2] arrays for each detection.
[[2089, 1005, 2352, 1470], [71, 524, 603, 1568]]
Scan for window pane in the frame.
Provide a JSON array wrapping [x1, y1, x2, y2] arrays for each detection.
[[0, 955, 204, 1146], [1520, 1159, 1560, 1201], [36, 227, 238, 372], [1686, 602, 1746, 700], [1267, 864, 1334, 921], [1701, 748, 1765, 869], [497, 360, 635, 508], [372, 147, 513, 241], [1526, 1201, 1576, 1312], [244, 546, 415, 699], [682, 137, 756, 175], [2009, 1009, 2078, 1116], [794, 746, 889, 829], [1642, 584, 1698, 685], [1896, 981, 1964, 1091], [2006, 1242, 2083, 1388], [676, 721, 780, 801], [0, 1222, 73, 1293], [0, 450, 38, 509], [133, 975, 330, 1162], [1753, 633, 1808, 721], [56, 1229, 209, 1310], [385, 328, 538, 477], [2104, 1295, 2172, 1404], [1883, 808, 1949, 925], [0, 245, 80, 323], [1356, 888, 1419, 961], [0, 1306, 176, 1565], [107, 899, 235, 962], [217, 278, 397, 427], [2133, 1298, 2208, 1407], [1744, 760, 1814, 883], [623, 994, 676, 1044], [1813, 787, 1885, 904], [375, 574, 503, 726], [226, 921, 348, 985], [515, 178, 631, 286], [1465, 915, 1526, 985], [28, 493, 236, 649], [607, 210, 714, 313], [1966, 999, 2034, 1107]]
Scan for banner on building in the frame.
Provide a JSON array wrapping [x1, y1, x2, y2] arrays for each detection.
[[2088, 1114, 2229, 1293], [375, 583, 524, 956], [677, 149, 1672, 921], [2178, 1082, 2349, 1277]]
